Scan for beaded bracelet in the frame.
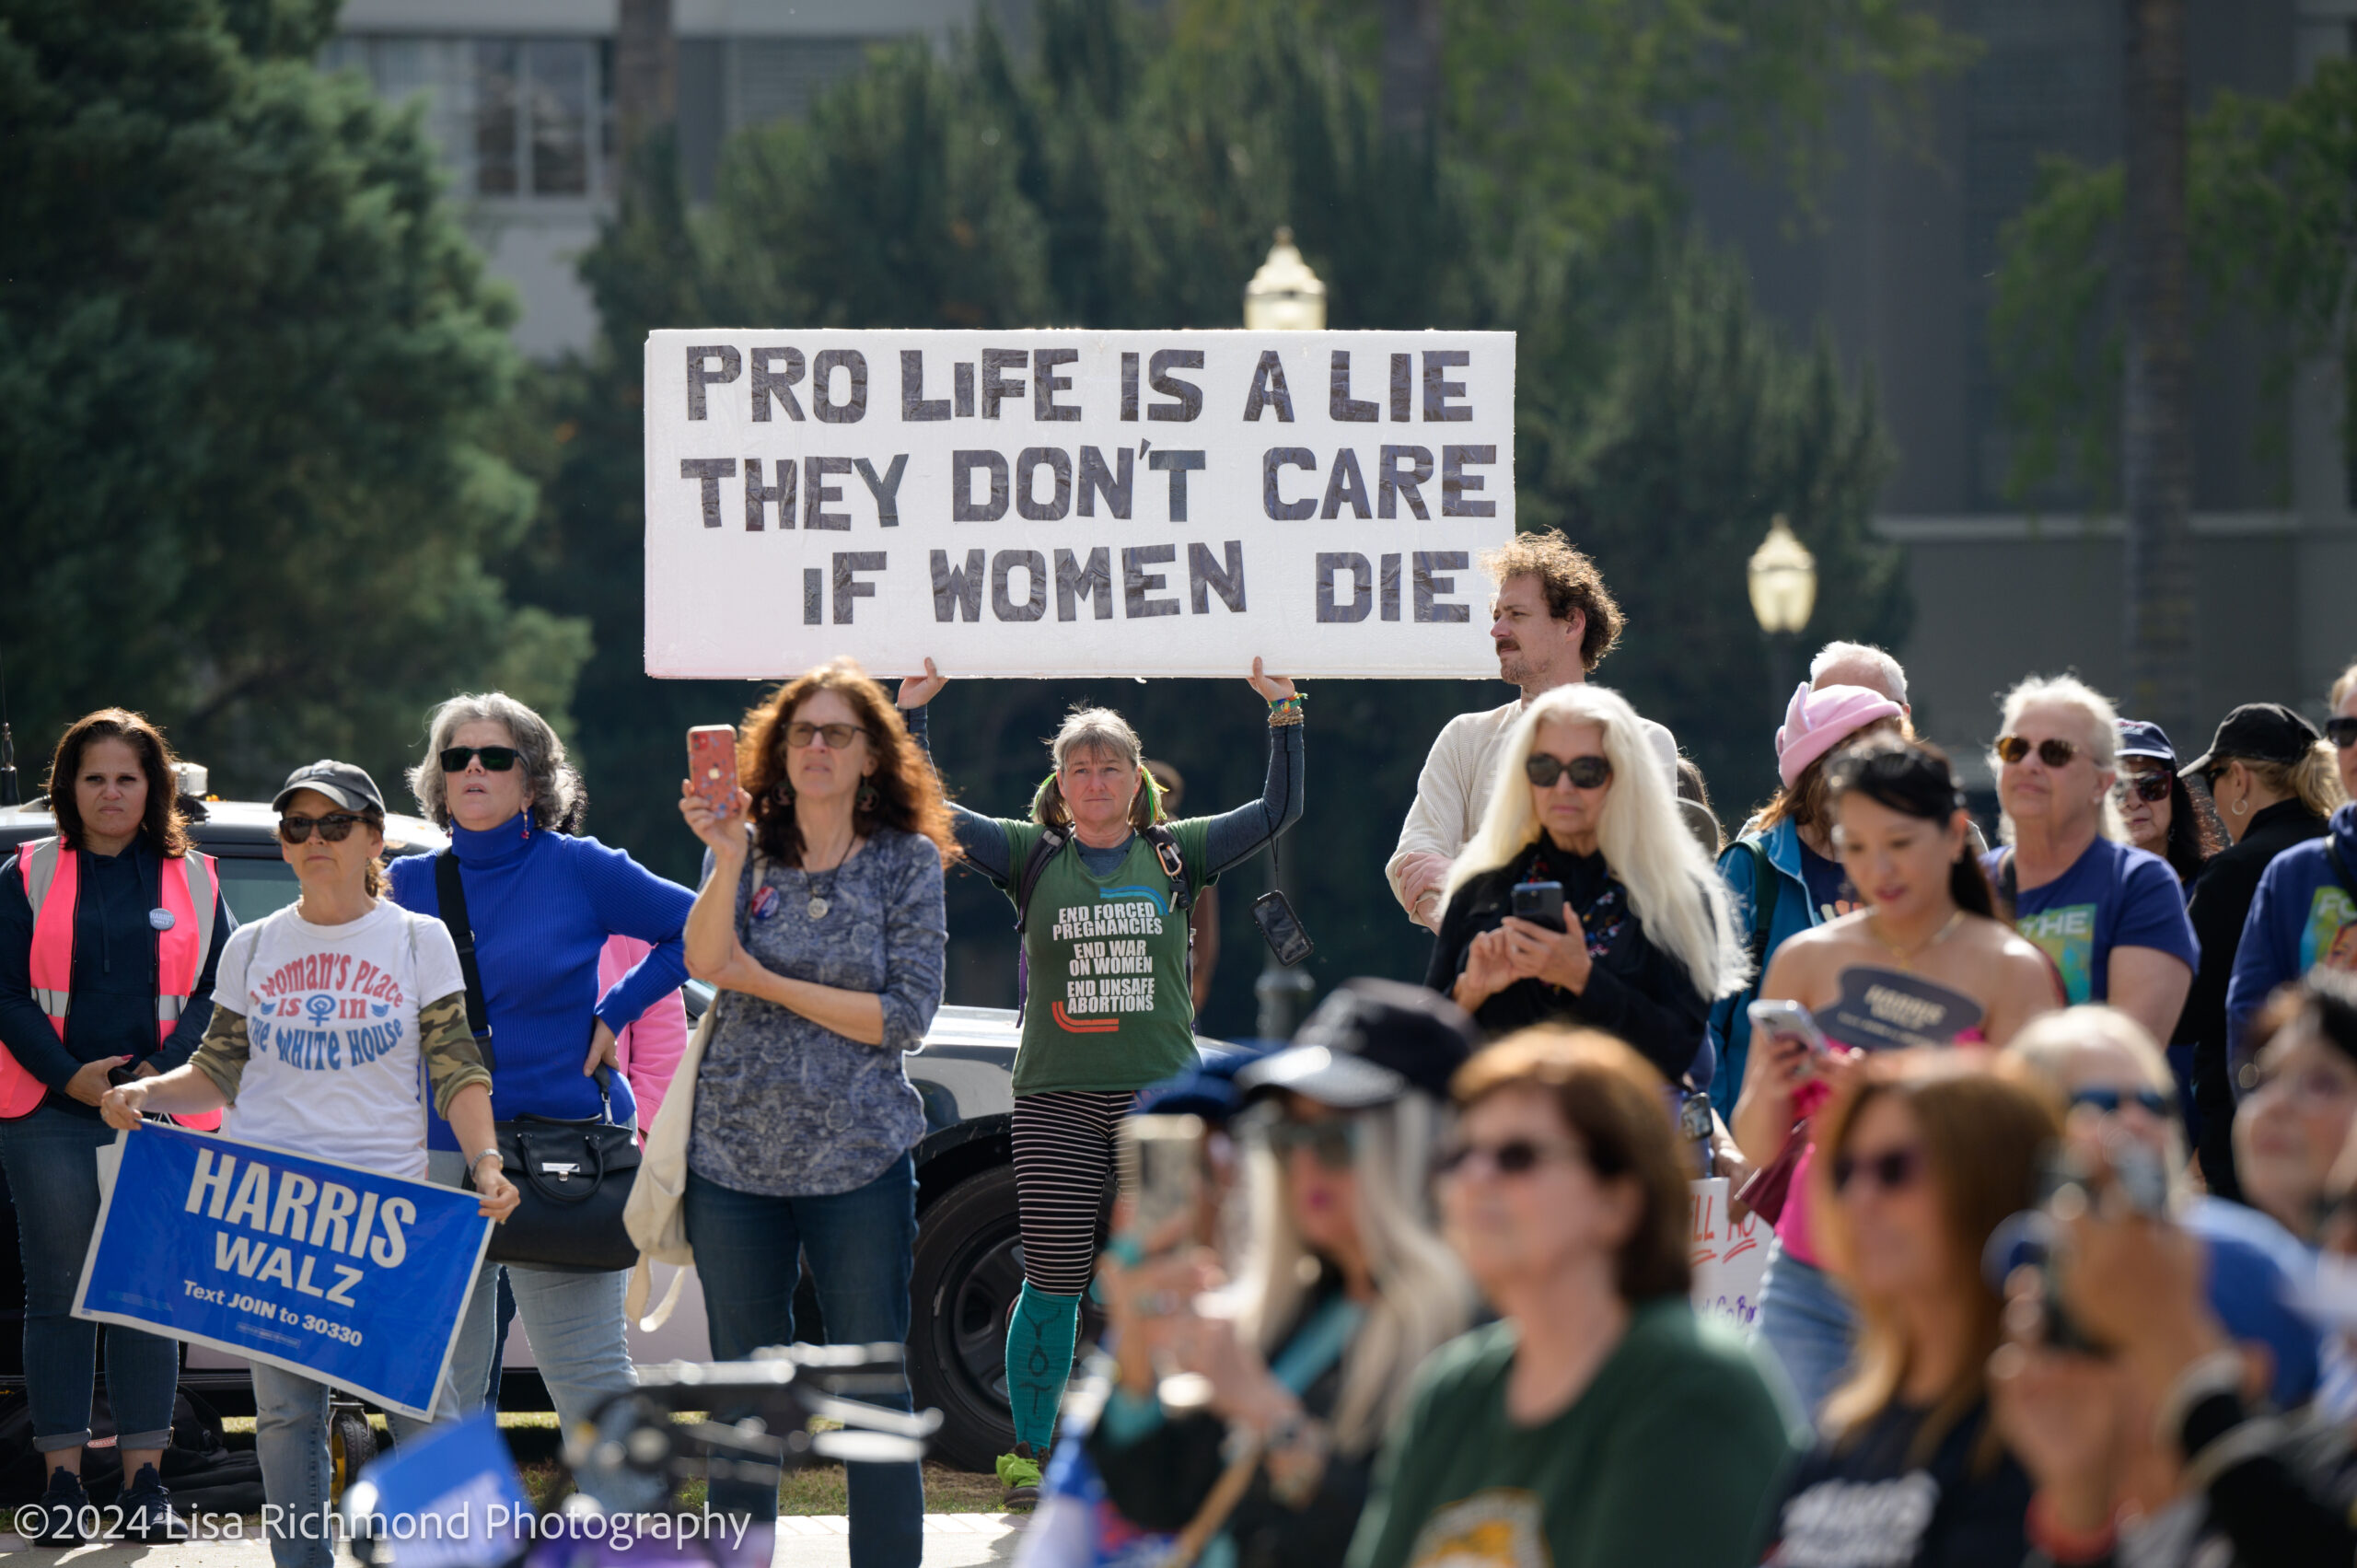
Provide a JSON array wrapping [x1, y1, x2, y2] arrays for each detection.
[[1267, 692, 1306, 727]]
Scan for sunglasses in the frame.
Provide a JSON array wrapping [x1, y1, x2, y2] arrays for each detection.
[[1434, 1136, 1580, 1179], [2328, 716, 2357, 749], [1263, 1117, 1359, 1171], [2069, 1085, 2174, 1119], [279, 812, 367, 844], [1995, 736, 2081, 767], [1525, 753, 1613, 790], [1832, 1144, 1923, 1195], [785, 722, 870, 750], [439, 746, 521, 773], [2112, 772, 2174, 805]]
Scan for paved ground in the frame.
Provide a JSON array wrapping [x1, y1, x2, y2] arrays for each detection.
[[0, 1515, 1028, 1563]]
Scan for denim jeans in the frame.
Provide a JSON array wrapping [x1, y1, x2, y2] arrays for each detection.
[[1750, 1238, 1857, 1431], [424, 1150, 639, 1434], [0, 1107, 177, 1453], [250, 1361, 462, 1568], [684, 1155, 923, 1568]]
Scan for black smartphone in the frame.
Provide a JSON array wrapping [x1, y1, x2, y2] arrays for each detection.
[[1250, 890, 1315, 967], [1510, 879, 1566, 932]]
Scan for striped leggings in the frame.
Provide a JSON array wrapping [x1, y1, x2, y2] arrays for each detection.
[[1009, 1090, 1135, 1296]]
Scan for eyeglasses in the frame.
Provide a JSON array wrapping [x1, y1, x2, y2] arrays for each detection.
[[2112, 772, 2174, 805], [1831, 1144, 1923, 1195], [785, 722, 870, 750], [279, 813, 366, 844], [1995, 736, 2081, 767], [1434, 1136, 1580, 1179], [439, 746, 521, 773], [1263, 1117, 1359, 1171], [2328, 716, 2357, 749], [1525, 753, 1612, 790], [2069, 1086, 2175, 1119]]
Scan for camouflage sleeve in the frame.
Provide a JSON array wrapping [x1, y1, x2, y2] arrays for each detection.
[[189, 1007, 250, 1104], [419, 991, 494, 1119]]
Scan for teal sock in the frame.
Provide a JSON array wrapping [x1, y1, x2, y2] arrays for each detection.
[[1004, 1282, 1081, 1453]]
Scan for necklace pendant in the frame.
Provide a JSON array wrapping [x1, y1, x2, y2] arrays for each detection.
[[806, 896, 830, 920]]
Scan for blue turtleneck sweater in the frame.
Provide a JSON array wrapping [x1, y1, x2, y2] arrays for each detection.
[[385, 814, 694, 1149]]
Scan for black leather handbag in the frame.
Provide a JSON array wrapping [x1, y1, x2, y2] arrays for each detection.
[[436, 852, 641, 1274]]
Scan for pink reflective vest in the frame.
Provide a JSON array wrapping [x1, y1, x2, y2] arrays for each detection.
[[9, 837, 223, 1129]]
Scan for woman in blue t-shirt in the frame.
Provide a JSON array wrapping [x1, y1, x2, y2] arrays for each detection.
[[1981, 676, 2199, 1045]]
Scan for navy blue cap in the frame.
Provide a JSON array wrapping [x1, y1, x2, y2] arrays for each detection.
[[1134, 1046, 1270, 1126], [2114, 720, 2177, 767], [1236, 978, 1479, 1108]]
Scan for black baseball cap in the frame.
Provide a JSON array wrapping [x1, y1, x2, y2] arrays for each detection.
[[1236, 978, 1479, 1109], [2114, 720, 2177, 767], [2183, 703, 2320, 778], [273, 760, 386, 816]]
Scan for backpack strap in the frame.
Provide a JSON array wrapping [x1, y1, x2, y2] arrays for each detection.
[[434, 851, 496, 1072], [1012, 826, 1069, 934], [1742, 838, 1781, 980], [1144, 823, 1194, 916]]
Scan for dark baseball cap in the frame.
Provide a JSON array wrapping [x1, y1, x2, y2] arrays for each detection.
[[2114, 719, 2177, 767], [1236, 978, 1479, 1109], [273, 760, 386, 816], [2184, 703, 2321, 778]]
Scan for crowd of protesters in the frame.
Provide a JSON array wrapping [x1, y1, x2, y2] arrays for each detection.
[[2, 526, 2355, 1567]]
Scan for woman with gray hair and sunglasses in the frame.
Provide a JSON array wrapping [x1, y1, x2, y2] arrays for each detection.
[[896, 655, 1306, 1503], [385, 692, 696, 1433]]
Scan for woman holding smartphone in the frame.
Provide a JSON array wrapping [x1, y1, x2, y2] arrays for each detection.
[[896, 656, 1304, 1504], [675, 658, 953, 1567], [1732, 738, 2061, 1424], [101, 760, 518, 1568], [1426, 683, 1745, 1078]]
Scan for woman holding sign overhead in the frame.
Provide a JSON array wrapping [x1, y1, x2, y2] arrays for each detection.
[[898, 655, 1305, 1504], [1731, 738, 2060, 1425], [103, 760, 517, 1568]]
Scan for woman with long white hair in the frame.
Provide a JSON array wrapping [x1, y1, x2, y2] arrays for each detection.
[[1425, 683, 1746, 1082], [1091, 981, 1480, 1568]]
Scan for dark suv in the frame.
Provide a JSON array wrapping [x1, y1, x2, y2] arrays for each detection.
[[0, 786, 1177, 1472]]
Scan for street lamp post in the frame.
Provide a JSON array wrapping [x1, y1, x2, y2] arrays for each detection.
[[1245, 228, 1322, 1040], [1747, 514, 1818, 702]]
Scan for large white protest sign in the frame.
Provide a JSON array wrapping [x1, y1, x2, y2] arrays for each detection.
[[644, 330, 1514, 679]]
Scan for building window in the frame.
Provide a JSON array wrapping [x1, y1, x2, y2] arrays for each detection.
[[323, 35, 613, 201]]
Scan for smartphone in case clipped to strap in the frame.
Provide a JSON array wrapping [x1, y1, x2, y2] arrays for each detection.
[[1251, 890, 1314, 967]]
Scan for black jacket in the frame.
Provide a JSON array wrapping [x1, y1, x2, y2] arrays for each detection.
[[1425, 840, 1709, 1080], [2189, 799, 2329, 1199]]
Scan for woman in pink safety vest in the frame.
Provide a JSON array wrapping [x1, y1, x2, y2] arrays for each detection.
[[0, 709, 235, 1545], [600, 934, 688, 1132]]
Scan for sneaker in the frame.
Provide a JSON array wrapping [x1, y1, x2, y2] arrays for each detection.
[[995, 1443, 1043, 1509], [120, 1461, 184, 1542], [19, 1465, 87, 1546]]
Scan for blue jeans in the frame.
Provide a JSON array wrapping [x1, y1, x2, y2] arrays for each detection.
[[684, 1155, 923, 1568], [1750, 1238, 1856, 1431], [250, 1360, 460, 1568], [0, 1107, 177, 1454], [424, 1150, 638, 1434]]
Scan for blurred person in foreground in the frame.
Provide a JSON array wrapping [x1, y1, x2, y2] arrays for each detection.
[[1088, 981, 1480, 1568], [1990, 971, 2357, 1568], [1983, 676, 2199, 1044], [1734, 739, 2060, 1423], [1427, 684, 1746, 1092], [2225, 975, 2357, 1251], [1710, 683, 1908, 1111], [2004, 1005, 2320, 1411], [1389, 530, 1680, 933], [1347, 1028, 1800, 1568], [2177, 704, 2341, 1198], [2223, 666, 2357, 1077], [1755, 1052, 2057, 1566]]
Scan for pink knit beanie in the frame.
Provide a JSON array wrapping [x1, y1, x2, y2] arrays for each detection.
[[1774, 682, 1904, 790]]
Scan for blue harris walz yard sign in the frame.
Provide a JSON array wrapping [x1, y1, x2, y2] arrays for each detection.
[[75, 1124, 490, 1420]]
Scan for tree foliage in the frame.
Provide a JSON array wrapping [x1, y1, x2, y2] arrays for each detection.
[[0, 0, 586, 796], [1993, 58, 2357, 506], [521, 0, 1911, 1032]]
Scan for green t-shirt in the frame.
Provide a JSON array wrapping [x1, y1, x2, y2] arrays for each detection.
[[1002, 818, 1215, 1097], [1347, 1301, 1802, 1568]]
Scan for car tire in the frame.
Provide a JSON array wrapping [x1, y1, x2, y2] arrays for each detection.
[[908, 1164, 1025, 1473], [329, 1407, 377, 1501]]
